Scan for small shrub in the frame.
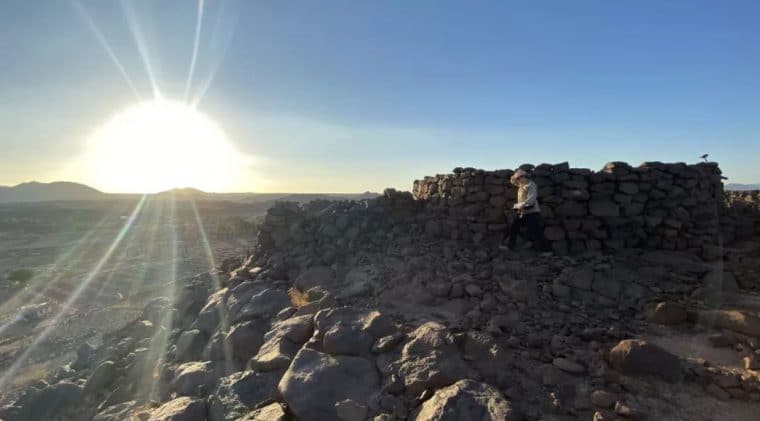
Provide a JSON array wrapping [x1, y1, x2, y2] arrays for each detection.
[[287, 287, 309, 308]]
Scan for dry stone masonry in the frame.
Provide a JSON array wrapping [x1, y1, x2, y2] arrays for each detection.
[[413, 162, 726, 256]]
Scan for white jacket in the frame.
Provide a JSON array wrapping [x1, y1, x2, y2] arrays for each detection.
[[516, 180, 541, 214]]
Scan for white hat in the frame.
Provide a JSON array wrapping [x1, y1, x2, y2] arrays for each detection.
[[513, 169, 528, 179]]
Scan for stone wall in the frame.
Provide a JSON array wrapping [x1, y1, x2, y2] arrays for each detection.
[[725, 190, 760, 239], [412, 162, 725, 256]]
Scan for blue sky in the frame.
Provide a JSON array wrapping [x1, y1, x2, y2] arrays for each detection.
[[1, 1, 759, 192]]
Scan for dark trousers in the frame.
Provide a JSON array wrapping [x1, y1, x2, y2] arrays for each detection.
[[507, 212, 545, 249]]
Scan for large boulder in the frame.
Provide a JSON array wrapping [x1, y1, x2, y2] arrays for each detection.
[[278, 348, 379, 420], [224, 320, 269, 362], [175, 329, 208, 362], [83, 360, 118, 395], [171, 361, 218, 396], [208, 370, 282, 421], [18, 381, 83, 420], [608, 339, 681, 382], [195, 288, 228, 334], [251, 315, 314, 371], [413, 380, 519, 420], [312, 307, 397, 356], [226, 282, 266, 320], [397, 322, 474, 396], [147, 397, 205, 421], [233, 289, 291, 323]]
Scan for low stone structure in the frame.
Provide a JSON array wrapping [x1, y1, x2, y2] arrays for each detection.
[[259, 161, 760, 257], [413, 161, 725, 255], [725, 190, 760, 238]]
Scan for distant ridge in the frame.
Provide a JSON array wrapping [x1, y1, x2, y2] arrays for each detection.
[[0, 181, 104, 203], [726, 183, 760, 191], [0, 181, 381, 204], [155, 187, 210, 198]]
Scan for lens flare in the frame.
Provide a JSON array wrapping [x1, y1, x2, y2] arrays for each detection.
[[80, 99, 246, 193]]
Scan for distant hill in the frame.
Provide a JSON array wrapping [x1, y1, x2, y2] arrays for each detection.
[[156, 189, 381, 203], [0, 182, 381, 204], [726, 183, 760, 191], [0, 181, 105, 203], [155, 187, 212, 199]]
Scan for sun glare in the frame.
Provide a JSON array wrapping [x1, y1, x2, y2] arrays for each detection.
[[81, 99, 246, 193]]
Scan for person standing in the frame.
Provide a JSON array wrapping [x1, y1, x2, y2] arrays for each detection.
[[504, 169, 546, 251]]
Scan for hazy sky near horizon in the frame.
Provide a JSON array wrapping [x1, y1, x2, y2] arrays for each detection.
[[2, 1, 759, 193]]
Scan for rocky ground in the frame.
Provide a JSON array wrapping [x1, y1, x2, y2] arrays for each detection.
[[2, 198, 760, 420]]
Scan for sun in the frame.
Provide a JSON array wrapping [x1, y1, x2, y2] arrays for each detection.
[[80, 99, 246, 193]]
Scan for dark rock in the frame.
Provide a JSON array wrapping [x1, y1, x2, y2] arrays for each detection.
[[147, 397, 205, 421], [461, 331, 513, 387], [238, 402, 288, 420], [176, 329, 207, 362], [552, 357, 585, 374], [295, 266, 336, 291], [278, 348, 379, 421], [171, 361, 217, 396], [706, 383, 730, 400], [71, 342, 96, 370], [397, 322, 474, 396], [92, 401, 137, 421], [412, 379, 520, 420], [224, 320, 268, 362], [195, 288, 227, 334], [589, 200, 619, 217], [372, 332, 405, 353], [590, 390, 617, 409], [698, 310, 760, 338], [233, 289, 291, 323], [20, 381, 83, 420], [208, 370, 282, 421], [251, 315, 314, 371], [608, 339, 681, 382], [313, 307, 397, 355], [83, 360, 118, 395], [647, 302, 688, 325], [708, 333, 737, 348], [335, 399, 368, 421]]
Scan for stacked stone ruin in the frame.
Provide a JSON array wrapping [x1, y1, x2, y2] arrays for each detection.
[[412, 162, 727, 256], [725, 190, 760, 237]]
